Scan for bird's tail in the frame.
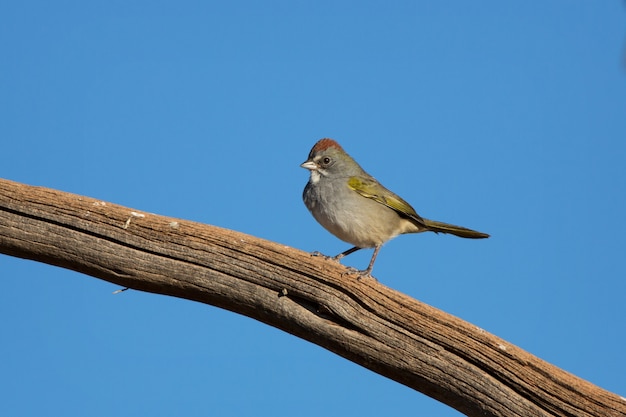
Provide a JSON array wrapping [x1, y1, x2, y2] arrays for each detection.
[[423, 219, 490, 239]]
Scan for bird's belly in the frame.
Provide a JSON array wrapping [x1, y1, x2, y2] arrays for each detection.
[[306, 187, 407, 248]]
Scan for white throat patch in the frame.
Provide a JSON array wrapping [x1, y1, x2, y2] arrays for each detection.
[[309, 170, 321, 184]]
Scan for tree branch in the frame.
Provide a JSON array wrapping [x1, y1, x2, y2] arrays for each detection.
[[0, 178, 624, 417]]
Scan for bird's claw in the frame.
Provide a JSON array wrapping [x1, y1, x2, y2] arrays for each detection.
[[310, 251, 332, 260], [310, 251, 376, 281], [311, 251, 346, 264], [356, 271, 377, 281], [341, 267, 377, 281]]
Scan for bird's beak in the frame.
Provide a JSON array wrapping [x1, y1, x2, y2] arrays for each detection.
[[300, 161, 317, 171]]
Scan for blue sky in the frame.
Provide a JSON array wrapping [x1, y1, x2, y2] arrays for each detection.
[[1, 1, 625, 416]]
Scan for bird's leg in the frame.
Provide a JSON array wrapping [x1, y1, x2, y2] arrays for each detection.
[[333, 245, 381, 280], [358, 245, 382, 278], [333, 246, 361, 261]]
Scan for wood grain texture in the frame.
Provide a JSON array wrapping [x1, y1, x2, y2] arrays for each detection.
[[1, 178, 624, 417]]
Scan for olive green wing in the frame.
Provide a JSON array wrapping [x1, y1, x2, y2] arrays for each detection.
[[347, 176, 427, 227]]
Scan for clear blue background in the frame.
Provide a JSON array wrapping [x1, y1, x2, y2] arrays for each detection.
[[1, 1, 625, 416]]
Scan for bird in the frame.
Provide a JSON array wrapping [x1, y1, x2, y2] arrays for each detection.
[[301, 138, 489, 277]]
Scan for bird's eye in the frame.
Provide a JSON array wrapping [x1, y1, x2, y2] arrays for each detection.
[[321, 157, 331, 166]]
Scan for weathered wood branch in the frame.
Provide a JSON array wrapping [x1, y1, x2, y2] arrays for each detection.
[[0, 177, 624, 417]]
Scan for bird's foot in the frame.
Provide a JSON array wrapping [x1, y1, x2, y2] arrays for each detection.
[[310, 251, 333, 260], [356, 271, 377, 282], [311, 251, 376, 281], [342, 267, 377, 281], [311, 251, 348, 265]]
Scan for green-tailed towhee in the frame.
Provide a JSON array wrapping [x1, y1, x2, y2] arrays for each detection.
[[301, 138, 489, 277]]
